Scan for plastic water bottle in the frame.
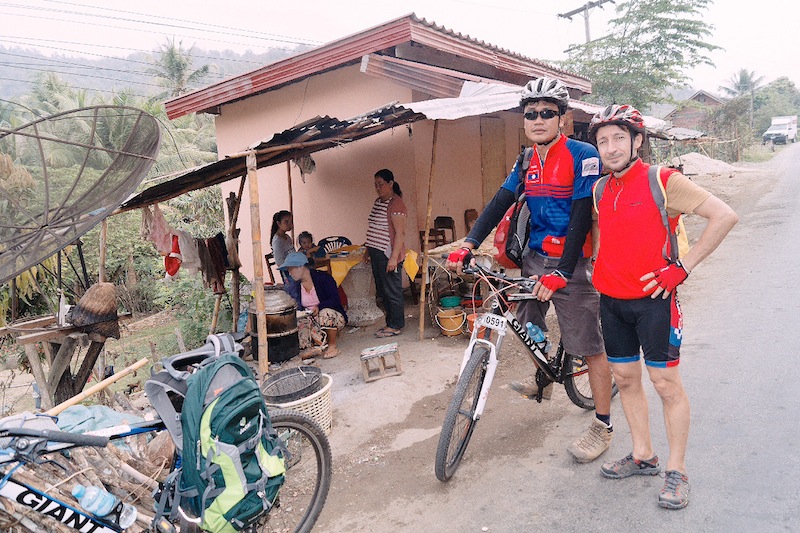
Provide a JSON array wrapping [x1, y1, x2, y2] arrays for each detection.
[[525, 322, 546, 343], [72, 485, 137, 528]]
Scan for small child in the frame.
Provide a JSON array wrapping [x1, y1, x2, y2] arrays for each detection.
[[298, 231, 318, 263]]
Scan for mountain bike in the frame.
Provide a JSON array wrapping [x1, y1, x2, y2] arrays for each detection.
[[434, 262, 619, 482], [0, 335, 332, 533]]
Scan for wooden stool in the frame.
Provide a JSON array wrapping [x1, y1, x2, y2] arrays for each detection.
[[360, 342, 402, 382]]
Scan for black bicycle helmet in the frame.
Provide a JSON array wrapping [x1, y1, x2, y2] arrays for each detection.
[[520, 77, 570, 113]]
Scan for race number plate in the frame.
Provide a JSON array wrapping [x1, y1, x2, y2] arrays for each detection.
[[477, 313, 506, 333]]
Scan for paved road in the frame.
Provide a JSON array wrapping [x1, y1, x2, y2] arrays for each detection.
[[319, 144, 800, 532]]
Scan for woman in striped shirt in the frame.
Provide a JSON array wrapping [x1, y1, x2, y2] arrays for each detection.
[[366, 169, 407, 338]]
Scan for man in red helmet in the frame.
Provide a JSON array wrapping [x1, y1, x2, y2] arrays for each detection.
[[589, 104, 739, 509], [447, 77, 614, 464]]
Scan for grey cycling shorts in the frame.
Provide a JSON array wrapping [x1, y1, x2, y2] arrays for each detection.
[[516, 251, 604, 357]]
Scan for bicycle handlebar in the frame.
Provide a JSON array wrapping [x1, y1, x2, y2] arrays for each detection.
[[443, 255, 568, 296], [0, 427, 110, 448]]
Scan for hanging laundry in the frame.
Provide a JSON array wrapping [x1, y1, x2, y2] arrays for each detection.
[[149, 204, 174, 255], [140, 205, 154, 241], [164, 235, 183, 280], [176, 230, 201, 275], [205, 235, 228, 294]]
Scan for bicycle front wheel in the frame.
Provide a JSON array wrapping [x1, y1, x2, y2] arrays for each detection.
[[435, 345, 491, 482], [263, 410, 332, 533], [563, 353, 619, 410]]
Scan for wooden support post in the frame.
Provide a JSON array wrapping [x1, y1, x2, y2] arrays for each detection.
[[286, 160, 295, 244], [419, 120, 440, 340], [23, 344, 53, 411], [226, 178, 246, 333], [209, 293, 223, 333], [247, 152, 270, 377]]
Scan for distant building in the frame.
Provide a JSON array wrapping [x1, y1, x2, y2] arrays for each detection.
[[664, 90, 724, 130]]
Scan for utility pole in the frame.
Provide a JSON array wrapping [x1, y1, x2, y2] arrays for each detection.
[[558, 0, 615, 43]]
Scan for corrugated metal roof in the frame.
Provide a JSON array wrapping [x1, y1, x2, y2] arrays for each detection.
[[119, 103, 424, 212], [165, 13, 590, 119]]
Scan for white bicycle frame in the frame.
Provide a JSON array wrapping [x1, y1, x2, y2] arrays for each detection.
[[456, 310, 511, 421]]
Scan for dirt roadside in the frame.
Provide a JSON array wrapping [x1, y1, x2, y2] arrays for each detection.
[[311, 153, 777, 531], [0, 151, 779, 531]]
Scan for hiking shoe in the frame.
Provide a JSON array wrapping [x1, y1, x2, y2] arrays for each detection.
[[659, 470, 690, 509], [509, 376, 553, 399], [601, 453, 660, 479], [567, 418, 613, 463]]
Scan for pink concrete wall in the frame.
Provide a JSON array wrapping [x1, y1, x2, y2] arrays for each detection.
[[213, 64, 524, 281]]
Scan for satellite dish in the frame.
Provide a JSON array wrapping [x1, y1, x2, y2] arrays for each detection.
[[0, 105, 161, 285]]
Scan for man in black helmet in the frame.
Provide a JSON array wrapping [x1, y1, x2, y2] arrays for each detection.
[[447, 77, 614, 464]]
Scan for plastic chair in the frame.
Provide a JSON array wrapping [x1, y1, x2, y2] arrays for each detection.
[[433, 216, 456, 243], [316, 236, 352, 257]]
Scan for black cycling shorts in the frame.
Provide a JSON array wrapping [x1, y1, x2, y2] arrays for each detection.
[[599, 292, 682, 368]]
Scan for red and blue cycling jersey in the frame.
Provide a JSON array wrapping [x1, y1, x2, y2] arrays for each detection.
[[501, 134, 600, 257]]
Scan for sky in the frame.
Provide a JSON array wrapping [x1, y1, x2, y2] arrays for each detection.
[[2, 0, 798, 97]]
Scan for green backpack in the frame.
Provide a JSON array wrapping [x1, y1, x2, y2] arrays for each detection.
[[177, 353, 286, 532]]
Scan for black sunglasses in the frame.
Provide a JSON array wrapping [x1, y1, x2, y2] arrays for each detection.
[[524, 109, 560, 121]]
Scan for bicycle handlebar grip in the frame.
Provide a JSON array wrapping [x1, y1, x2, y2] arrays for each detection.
[[2, 428, 110, 447]]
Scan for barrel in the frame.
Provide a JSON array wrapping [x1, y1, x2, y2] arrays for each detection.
[[249, 286, 299, 362]]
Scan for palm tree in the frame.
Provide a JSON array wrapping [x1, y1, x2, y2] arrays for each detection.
[[719, 68, 766, 129], [147, 38, 212, 100]]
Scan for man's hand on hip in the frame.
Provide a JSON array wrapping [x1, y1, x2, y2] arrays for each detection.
[[641, 261, 689, 299]]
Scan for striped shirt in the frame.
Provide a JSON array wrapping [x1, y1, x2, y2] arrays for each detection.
[[366, 197, 392, 256]]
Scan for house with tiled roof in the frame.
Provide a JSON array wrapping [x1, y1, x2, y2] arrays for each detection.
[[166, 13, 594, 281]]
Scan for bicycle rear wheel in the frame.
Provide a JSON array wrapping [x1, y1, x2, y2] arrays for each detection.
[[262, 410, 332, 533], [435, 345, 490, 482], [563, 352, 619, 410]]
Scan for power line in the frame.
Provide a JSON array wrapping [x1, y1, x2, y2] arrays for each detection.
[[0, 36, 272, 66], [41, 0, 321, 46], [0, 62, 163, 88], [0, 3, 318, 49], [558, 0, 615, 43], [0, 76, 151, 99], [0, 48, 230, 81]]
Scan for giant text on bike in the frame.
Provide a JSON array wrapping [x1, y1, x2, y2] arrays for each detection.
[[0, 477, 117, 533]]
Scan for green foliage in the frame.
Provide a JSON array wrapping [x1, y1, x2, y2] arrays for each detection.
[[153, 276, 233, 349], [1, 54, 226, 329], [563, 0, 720, 109], [147, 38, 214, 100], [701, 96, 753, 161], [752, 77, 800, 135]]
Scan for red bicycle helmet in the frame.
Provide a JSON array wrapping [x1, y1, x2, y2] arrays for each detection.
[[589, 104, 646, 141]]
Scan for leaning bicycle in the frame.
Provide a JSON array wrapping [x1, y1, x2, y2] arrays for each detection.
[[434, 263, 618, 482], [0, 334, 332, 533]]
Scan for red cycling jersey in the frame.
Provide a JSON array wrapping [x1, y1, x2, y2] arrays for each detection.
[[592, 160, 678, 299]]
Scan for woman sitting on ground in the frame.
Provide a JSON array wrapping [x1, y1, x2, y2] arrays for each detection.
[[279, 252, 347, 359]]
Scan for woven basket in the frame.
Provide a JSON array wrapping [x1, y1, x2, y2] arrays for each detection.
[[266, 373, 333, 435]]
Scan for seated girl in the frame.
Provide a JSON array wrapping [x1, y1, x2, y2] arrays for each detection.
[[278, 252, 347, 359]]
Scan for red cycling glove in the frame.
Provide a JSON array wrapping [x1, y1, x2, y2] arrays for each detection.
[[539, 270, 568, 292], [652, 261, 689, 293], [447, 247, 473, 265]]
